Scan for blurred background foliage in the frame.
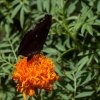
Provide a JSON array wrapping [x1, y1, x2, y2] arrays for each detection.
[[0, 0, 100, 100]]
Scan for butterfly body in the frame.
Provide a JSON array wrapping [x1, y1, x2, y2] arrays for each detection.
[[18, 15, 52, 58]]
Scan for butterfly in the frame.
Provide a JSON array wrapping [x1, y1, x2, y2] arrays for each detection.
[[18, 14, 52, 60]]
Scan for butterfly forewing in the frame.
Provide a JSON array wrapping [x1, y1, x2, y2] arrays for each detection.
[[18, 15, 52, 57]]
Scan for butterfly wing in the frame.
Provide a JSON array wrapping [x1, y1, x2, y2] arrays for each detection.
[[18, 14, 52, 57]]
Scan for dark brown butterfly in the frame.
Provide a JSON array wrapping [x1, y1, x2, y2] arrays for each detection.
[[18, 14, 52, 60]]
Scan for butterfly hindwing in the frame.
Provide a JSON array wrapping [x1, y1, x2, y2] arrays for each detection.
[[18, 15, 52, 57]]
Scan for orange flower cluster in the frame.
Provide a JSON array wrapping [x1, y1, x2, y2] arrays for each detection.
[[12, 54, 59, 98]]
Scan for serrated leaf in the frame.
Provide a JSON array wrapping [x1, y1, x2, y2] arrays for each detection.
[[76, 91, 94, 98], [81, 2, 89, 13], [73, 18, 83, 32], [94, 56, 99, 63], [86, 25, 93, 35], [94, 19, 100, 26], [20, 7, 24, 28], [2, 67, 11, 74], [51, 0, 56, 12], [66, 37, 71, 48], [87, 55, 94, 66], [97, 1, 100, 13], [76, 71, 86, 79], [1, 63, 8, 67], [6, 16, 13, 24], [43, 48, 59, 54], [65, 72, 73, 80], [55, 65, 63, 76], [67, 1, 78, 16], [76, 56, 89, 72], [0, 43, 10, 48], [87, 16, 97, 25], [37, 0, 43, 11], [0, 49, 12, 53], [12, 0, 19, 6], [81, 73, 92, 86], [43, 0, 50, 12], [12, 37, 19, 44], [5, 24, 10, 34], [81, 23, 86, 34], [23, 6, 30, 13], [0, 73, 5, 77], [66, 84, 74, 92], [59, 48, 77, 59], [11, 4, 21, 18], [10, 33, 19, 40], [60, 94, 69, 99], [56, 42, 65, 51]]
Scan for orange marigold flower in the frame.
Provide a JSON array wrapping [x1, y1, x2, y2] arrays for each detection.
[[12, 54, 59, 99]]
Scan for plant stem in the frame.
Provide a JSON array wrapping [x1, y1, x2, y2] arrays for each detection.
[[8, 39, 17, 61]]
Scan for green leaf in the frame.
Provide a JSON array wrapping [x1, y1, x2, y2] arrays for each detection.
[[11, 4, 21, 18], [54, 63, 63, 76], [5, 24, 10, 34], [51, 0, 56, 12], [6, 16, 13, 24], [60, 94, 69, 99], [11, 36, 19, 44], [59, 48, 77, 59], [2, 67, 11, 74], [87, 16, 97, 24], [94, 56, 99, 63], [12, 0, 20, 6], [23, 6, 30, 13], [87, 55, 94, 66], [86, 25, 93, 35], [66, 84, 74, 92], [67, 1, 78, 16], [97, 1, 100, 13], [43, 0, 50, 12], [76, 70, 86, 79], [20, 7, 24, 28], [0, 43, 10, 48], [73, 16, 83, 32], [81, 73, 92, 86], [65, 71, 73, 80], [81, 23, 86, 34], [0, 73, 5, 77], [0, 49, 12, 53], [76, 91, 94, 98], [55, 42, 65, 51], [94, 19, 100, 26], [43, 48, 59, 55], [37, 0, 43, 11], [10, 33, 19, 40], [76, 56, 89, 72]]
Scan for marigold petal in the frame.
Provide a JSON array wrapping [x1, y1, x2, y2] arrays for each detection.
[[12, 54, 59, 97]]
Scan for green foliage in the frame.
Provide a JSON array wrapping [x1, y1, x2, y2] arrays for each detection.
[[0, 0, 100, 100]]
